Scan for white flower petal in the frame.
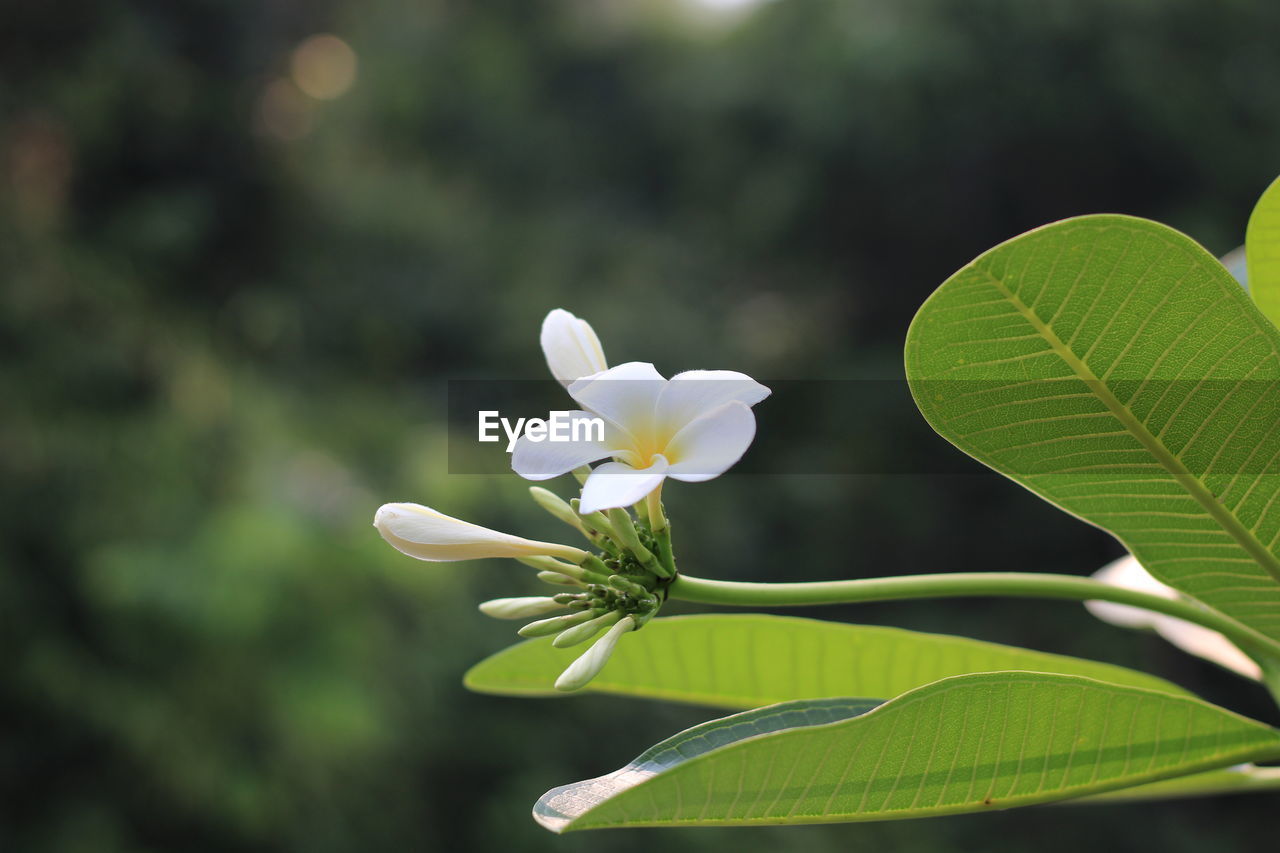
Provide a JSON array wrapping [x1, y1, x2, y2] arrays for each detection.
[[655, 369, 771, 435], [578, 457, 669, 514], [541, 309, 608, 386], [510, 410, 614, 480], [664, 401, 757, 483], [1085, 554, 1261, 680], [1151, 619, 1262, 680], [568, 362, 666, 445], [373, 503, 583, 562]]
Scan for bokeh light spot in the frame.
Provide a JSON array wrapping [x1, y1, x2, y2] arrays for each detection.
[[290, 34, 358, 100]]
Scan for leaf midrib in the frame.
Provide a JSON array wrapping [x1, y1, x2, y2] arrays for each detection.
[[979, 266, 1280, 586]]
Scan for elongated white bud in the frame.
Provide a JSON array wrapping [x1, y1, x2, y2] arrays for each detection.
[[536, 570, 582, 587], [478, 596, 565, 620], [554, 615, 635, 692], [373, 503, 587, 563]]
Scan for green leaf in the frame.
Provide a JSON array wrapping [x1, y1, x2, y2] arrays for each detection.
[[465, 614, 1189, 708], [535, 697, 880, 831], [1247, 175, 1280, 327], [1221, 246, 1249, 291], [905, 214, 1280, 642], [534, 672, 1280, 832]]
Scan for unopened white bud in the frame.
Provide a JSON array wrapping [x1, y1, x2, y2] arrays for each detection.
[[477, 596, 565, 620], [374, 503, 587, 563], [536, 571, 582, 587], [541, 309, 607, 387], [554, 615, 635, 692]]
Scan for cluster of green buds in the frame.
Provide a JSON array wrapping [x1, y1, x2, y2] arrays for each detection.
[[477, 474, 677, 690]]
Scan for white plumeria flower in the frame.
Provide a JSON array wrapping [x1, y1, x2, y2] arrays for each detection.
[[541, 308, 608, 386], [511, 361, 770, 513], [1085, 554, 1261, 680], [373, 502, 587, 563]]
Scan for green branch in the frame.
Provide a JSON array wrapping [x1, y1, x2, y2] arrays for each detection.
[[668, 572, 1280, 670]]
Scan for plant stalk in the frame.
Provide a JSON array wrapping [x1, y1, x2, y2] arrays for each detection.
[[668, 572, 1280, 671]]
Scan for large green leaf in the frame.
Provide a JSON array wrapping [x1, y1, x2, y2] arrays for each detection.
[[1247, 175, 1280, 326], [466, 614, 1188, 707], [534, 672, 1280, 831], [905, 215, 1280, 641]]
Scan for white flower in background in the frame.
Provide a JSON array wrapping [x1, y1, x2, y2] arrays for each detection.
[[374, 503, 587, 563], [1085, 554, 1261, 680], [512, 361, 770, 513], [541, 308, 608, 386]]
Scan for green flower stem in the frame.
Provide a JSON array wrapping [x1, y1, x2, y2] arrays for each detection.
[[668, 572, 1280, 669], [653, 530, 676, 578], [646, 489, 668, 533]]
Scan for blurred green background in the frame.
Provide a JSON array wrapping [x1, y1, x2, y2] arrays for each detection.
[[5, 0, 1280, 850]]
